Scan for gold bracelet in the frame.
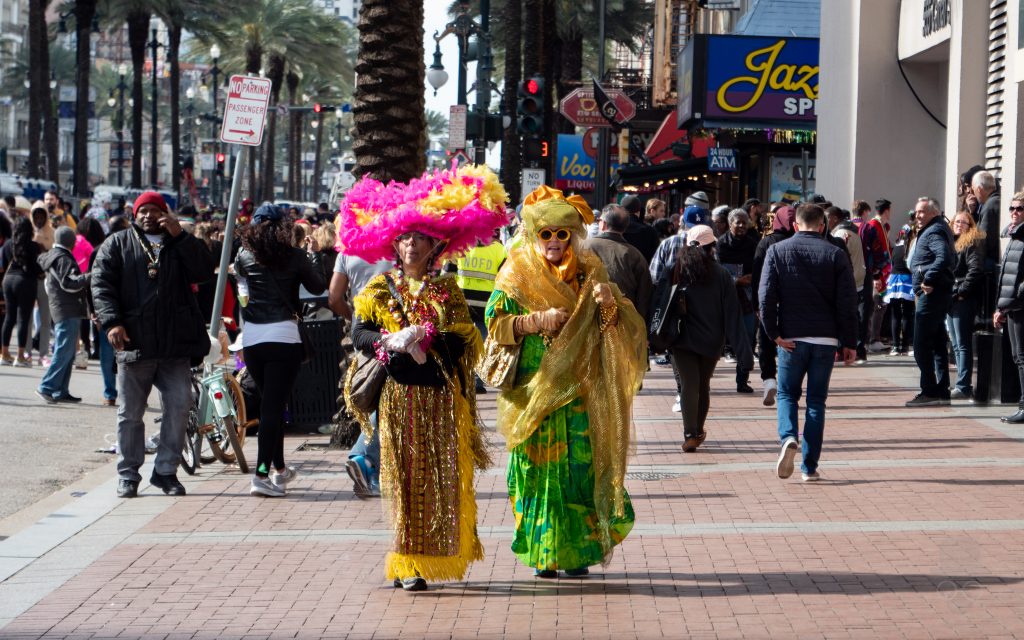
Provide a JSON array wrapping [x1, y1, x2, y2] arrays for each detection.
[[599, 303, 617, 330]]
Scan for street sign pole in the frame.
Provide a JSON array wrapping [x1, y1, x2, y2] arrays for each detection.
[[207, 74, 272, 351], [595, 0, 609, 208], [209, 146, 247, 341]]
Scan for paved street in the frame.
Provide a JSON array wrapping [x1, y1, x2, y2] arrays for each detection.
[[2, 354, 1024, 638]]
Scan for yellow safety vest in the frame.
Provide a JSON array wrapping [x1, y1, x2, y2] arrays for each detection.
[[455, 241, 506, 308]]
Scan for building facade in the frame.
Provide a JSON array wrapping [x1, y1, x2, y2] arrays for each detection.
[[818, 0, 1022, 225]]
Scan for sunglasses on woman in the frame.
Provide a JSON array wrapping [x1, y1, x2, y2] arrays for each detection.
[[1009, 205, 1024, 212], [538, 228, 571, 241]]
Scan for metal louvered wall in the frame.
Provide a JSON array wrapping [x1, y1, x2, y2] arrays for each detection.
[[985, 0, 1008, 177]]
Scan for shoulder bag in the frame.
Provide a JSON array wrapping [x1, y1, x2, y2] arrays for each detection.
[[347, 274, 401, 412], [648, 271, 687, 353]]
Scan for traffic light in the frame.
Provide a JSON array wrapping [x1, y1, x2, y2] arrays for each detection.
[[517, 76, 544, 135], [313, 103, 321, 113], [216, 152, 225, 176]]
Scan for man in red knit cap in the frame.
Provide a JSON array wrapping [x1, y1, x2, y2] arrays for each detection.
[[91, 191, 215, 498]]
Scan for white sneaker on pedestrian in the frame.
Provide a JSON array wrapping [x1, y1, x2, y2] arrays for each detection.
[[272, 467, 298, 487], [801, 471, 821, 482], [776, 437, 799, 479], [867, 341, 885, 353], [762, 378, 777, 407], [250, 475, 286, 497], [672, 401, 681, 413]]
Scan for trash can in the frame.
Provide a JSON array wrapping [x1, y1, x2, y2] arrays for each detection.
[[288, 318, 344, 427], [974, 328, 1021, 404]]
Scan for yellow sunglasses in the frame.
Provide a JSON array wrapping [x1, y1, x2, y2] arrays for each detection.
[[538, 228, 571, 241]]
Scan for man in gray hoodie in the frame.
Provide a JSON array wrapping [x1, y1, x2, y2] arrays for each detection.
[[36, 226, 88, 403]]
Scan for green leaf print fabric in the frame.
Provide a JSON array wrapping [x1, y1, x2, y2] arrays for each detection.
[[486, 290, 635, 570]]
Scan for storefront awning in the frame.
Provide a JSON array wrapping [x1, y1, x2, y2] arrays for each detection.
[[616, 158, 708, 189]]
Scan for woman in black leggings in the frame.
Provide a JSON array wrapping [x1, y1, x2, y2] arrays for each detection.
[[234, 203, 325, 497], [1, 218, 43, 366]]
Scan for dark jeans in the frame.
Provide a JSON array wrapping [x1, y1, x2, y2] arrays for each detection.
[[857, 282, 872, 358], [913, 294, 952, 398], [669, 347, 718, 438], [946, 297, 977, 394], [735, 312, 756, 385], [2, 273, 37, 349], [777, 342, 837, 475], [1005, 313, 1024, 405], [757, 321, 777, 381], [890, 298, 914, 352], [245, 341, 304, 477]]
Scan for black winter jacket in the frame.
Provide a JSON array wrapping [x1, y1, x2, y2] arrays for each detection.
[[234, 246, 326, 324], [758, 231, 859, 349], [91, 225, 215, 363], [623, 216, 660, 264], [38, 246, 88, 322], [910, 216, 955, 296], [977, 194, 1001, 268], [952, 237, 985, 301], [996, 223, 1024, 313], [672, 262, 753, 369], [751, 229, 793, 308]]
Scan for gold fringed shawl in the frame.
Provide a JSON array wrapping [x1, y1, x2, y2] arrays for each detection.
[[494, 246, 647, 549]]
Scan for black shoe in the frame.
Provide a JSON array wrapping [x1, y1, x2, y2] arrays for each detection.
[[737, 382, 754, 394], [401, 577, 428, 591], [150, 472, 186, 496], [34, 390, 57, 405], [54, 393, 82, 403], [117, 479, 139, 498], [1001, 409, 1024, 424], [534, 569, 558, 579]]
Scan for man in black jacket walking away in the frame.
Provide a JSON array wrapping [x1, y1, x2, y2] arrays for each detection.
[[92, 192, 215, 498], [905, 197, 956, 407], [759, 204, 858, 482]]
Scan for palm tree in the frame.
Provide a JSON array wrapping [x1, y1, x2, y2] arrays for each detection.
[[154, 1, 228, 199], [62, 0, 99, 195], [500, 0, 522, 204], [352, 0, 426, 182], [26, 0, 45, 179], [205, 0, 352, 200]]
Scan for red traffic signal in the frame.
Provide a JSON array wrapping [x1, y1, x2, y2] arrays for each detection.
[[313, 103, 321, 113], [216, 153, 225, 163], [525, 78, 540, 95]]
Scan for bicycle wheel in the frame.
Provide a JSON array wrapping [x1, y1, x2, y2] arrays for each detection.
[[179, 408, 199, 475], [224, 373, 250, 449], [220, 415, 249, 473]]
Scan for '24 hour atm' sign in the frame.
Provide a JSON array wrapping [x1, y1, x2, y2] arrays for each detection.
[[678, 35, 819, 127]]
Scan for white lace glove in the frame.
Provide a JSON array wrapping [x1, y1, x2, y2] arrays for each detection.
[[381, 325, 427, 354]]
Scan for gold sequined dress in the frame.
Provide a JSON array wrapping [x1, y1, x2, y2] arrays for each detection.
[[346, 272, 489, 582]]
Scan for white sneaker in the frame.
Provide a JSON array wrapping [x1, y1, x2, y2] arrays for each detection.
[[867, 341, 885, 353], [250, 475, 286, 497], [272, 467, 298, 487], [801, 471, 821, 482], [776, 437, 799, 479], [762, 378, 777, 407], [672, 401, 681, 413]]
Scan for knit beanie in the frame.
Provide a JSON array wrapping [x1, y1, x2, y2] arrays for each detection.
[[133, 191, 169, 213], [55, 226, 76, 250], [685, 191, 710, 208]]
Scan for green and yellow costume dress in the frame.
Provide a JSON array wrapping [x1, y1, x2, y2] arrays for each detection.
[[485, 245, 647, 571]]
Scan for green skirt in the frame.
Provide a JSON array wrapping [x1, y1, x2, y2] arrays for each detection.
[[506, 396, 635, 571]]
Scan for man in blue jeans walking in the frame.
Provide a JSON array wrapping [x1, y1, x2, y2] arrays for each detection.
[[36, 227, 88, 404], [758, 203, 858, 482]]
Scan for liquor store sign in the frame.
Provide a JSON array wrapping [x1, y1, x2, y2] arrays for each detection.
[[678, 35, 819, 126]]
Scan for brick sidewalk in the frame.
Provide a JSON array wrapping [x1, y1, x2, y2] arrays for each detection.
[[2, 355, 1024, 639]]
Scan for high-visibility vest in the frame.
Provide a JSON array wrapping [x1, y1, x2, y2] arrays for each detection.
[[455, 241, 506, 308]]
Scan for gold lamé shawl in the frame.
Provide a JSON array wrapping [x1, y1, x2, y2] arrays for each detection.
[[494, 247, 648, 528]]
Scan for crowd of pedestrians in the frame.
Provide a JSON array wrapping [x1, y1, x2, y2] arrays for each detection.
[[3, 164, 1022, 594]]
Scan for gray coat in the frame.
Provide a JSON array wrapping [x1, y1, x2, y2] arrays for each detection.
[[584, 232, 653, 322], [37, 246, 88, 322]]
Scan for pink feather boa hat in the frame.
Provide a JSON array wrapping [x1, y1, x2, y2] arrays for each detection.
[[336, 164, 510, 263]]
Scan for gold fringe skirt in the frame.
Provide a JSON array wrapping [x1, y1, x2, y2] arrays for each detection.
[[377, 378, 484, 582]]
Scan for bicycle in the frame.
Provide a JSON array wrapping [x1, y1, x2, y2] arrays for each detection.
[[180, 364, 254, 474]]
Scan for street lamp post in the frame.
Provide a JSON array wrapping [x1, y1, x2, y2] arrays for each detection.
[[148, 28, 163, 188], [112, 64, 128, 187], [184, 86, 196, 158], [209, 44, 221, 205], [431, 0, 493, 165]]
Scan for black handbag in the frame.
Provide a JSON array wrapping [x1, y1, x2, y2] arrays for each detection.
[[648, 278, 687, 353]]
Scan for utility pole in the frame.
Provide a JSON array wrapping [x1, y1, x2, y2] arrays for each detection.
[[595, 0, 609, 208], [474, 0, 492, 165], [148, 28, 162, 187]]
